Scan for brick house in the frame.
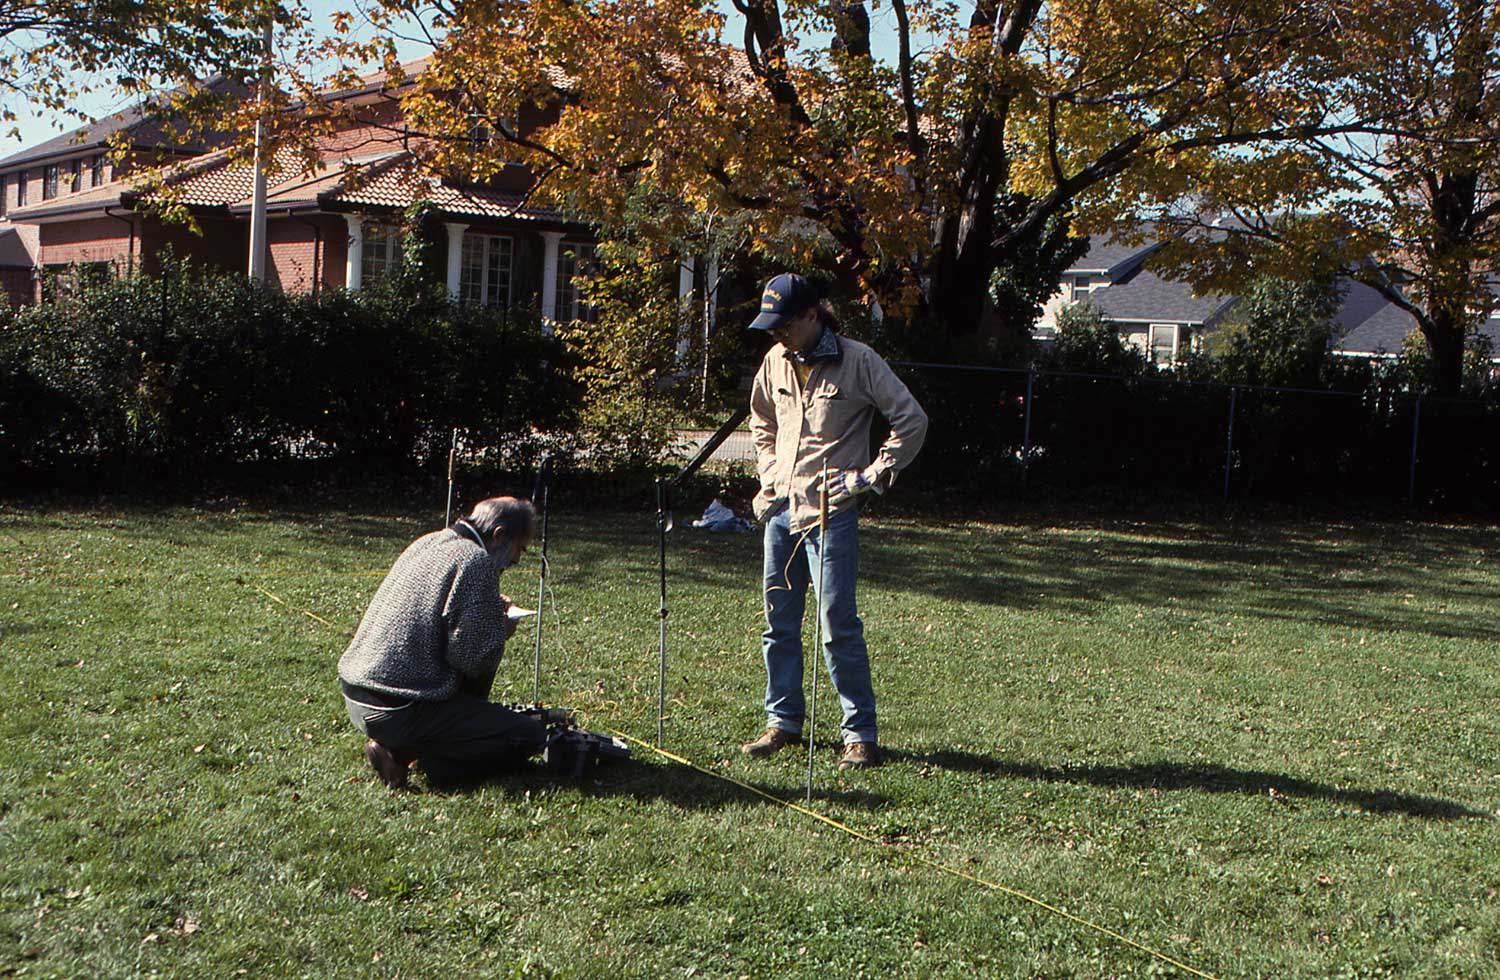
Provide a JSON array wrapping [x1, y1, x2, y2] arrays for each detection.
[[0, 66, 605, 319]]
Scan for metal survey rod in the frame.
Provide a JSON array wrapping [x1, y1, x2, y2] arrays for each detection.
[[655, 475, 670, 745], [532, 454, 552, 704], [444, 428, 458, 527], [807, 460, 829, 803]]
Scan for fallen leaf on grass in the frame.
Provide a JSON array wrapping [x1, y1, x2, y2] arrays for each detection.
[[1315, 874, 1334, 887], [349, 886, 369, 901], [141, 932, 160, 945]]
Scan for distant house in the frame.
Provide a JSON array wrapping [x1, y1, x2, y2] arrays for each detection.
[[1036, 229, 1235, 365], [1039, 227, 1500, 366], [0, 65, 608, 321], [1331, 280, 1500, 362], [0, 77, 249, 303]]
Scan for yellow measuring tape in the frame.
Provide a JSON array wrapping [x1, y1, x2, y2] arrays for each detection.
[[612, 731, 1218, 980], [247, 577, 1219, 979]]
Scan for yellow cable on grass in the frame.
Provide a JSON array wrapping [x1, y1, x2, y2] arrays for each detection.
[[613, 731, 1219, 980], [247, 578, 1219, 979]]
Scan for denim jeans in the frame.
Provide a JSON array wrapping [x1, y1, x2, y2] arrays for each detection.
[[761, 502, 876, 744]]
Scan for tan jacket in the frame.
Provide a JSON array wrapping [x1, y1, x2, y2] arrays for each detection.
[[750, 335, 928, 532]]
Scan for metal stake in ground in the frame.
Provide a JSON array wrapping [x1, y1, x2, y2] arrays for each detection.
[[532, 454, 553, 704], [444, 428, 459, 527], [807, 460, 829, 803], [655, 476, 671, 746]]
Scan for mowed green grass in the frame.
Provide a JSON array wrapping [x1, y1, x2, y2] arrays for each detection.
[[2, 499, 1498, 977]]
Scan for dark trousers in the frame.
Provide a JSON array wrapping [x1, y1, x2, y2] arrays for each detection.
[[342, 673, 545, 785]]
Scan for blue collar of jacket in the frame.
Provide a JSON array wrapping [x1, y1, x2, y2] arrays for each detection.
[[785, 326, 842, 365]]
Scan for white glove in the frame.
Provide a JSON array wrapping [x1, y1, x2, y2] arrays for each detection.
[[822, 468, 880, 507]]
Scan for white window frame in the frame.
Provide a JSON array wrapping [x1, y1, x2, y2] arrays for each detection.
[[555, 241, 597, 323], [1070, 275, 1093, 302], [458, 232, 514, 308], [360, 222, 402, 286], [1149, 323, 1180, 366]]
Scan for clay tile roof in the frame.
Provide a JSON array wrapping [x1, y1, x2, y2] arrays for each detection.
[[168, 146, 332, 206], [319, 156, 570, 223]]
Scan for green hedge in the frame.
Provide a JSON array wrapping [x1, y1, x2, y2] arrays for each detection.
[[1, 261, 577, 486]]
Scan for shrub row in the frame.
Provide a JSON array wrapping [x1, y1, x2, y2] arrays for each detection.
[[1, 261, 577, 487]]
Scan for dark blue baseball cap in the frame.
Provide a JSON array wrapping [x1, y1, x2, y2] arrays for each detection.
[[748, 273, 820, 331]]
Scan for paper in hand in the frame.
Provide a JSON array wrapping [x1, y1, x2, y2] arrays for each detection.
[[506, 605, 538, 622]]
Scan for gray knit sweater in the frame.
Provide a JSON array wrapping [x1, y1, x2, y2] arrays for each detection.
[[338, 528, 509, 702]]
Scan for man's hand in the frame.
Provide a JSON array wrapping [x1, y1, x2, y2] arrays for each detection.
[[821, 468, 879, 507], [499, 594, 519, 642]]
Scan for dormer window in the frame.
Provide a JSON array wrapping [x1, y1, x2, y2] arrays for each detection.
[[468, 115, 492, 147]]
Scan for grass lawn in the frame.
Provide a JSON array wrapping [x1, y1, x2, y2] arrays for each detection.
[[2, 497, 1499, 977]]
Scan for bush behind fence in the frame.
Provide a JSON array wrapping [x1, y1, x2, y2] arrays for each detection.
[[3, 264, 1495, 511], [896, 363, 1499, 509]]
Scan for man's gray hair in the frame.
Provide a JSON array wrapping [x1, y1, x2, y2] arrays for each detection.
[[465, 496, 536, 541]]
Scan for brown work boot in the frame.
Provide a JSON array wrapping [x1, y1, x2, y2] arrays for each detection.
[[741, 727, 800, 759], [365, 739, 413, 790], [838, 741, 881, 771]]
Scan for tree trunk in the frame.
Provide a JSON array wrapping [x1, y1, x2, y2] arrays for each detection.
[[926, 226, 996, 333], [1423, 308, 1467, 396]]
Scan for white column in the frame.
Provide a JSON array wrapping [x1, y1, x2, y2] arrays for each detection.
[[444, 222, 469, 301], [676, 256, 696, 360], [539, 229, 565, 333], [343, 214, 363, 292]]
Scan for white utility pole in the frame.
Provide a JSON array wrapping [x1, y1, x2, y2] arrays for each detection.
[[247, 11, 274, 281]]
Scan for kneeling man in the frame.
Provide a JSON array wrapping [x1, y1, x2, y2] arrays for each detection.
[[339, 496, 544, 789]]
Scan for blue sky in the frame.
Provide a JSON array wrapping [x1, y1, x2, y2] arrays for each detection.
[[0, 0, 932, 158], [0, 0, 429, 157]]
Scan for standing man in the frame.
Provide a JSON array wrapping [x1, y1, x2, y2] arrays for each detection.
[[338, 496, 545, 789], [741, 274, 928, 770]]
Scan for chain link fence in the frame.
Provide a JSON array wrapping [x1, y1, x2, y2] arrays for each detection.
[[891, 362, 1499, 510]]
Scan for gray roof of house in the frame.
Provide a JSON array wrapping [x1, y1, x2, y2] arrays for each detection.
[[1067, 226, 1160, 275], [1334, 281, 1500, 355], [1085, 263, 1236, 325]]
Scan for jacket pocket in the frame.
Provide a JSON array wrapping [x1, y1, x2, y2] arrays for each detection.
[[808, 389, 858, 431]]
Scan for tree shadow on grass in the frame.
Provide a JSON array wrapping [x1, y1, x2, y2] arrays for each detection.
[[887, 748, 1490, 821]]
